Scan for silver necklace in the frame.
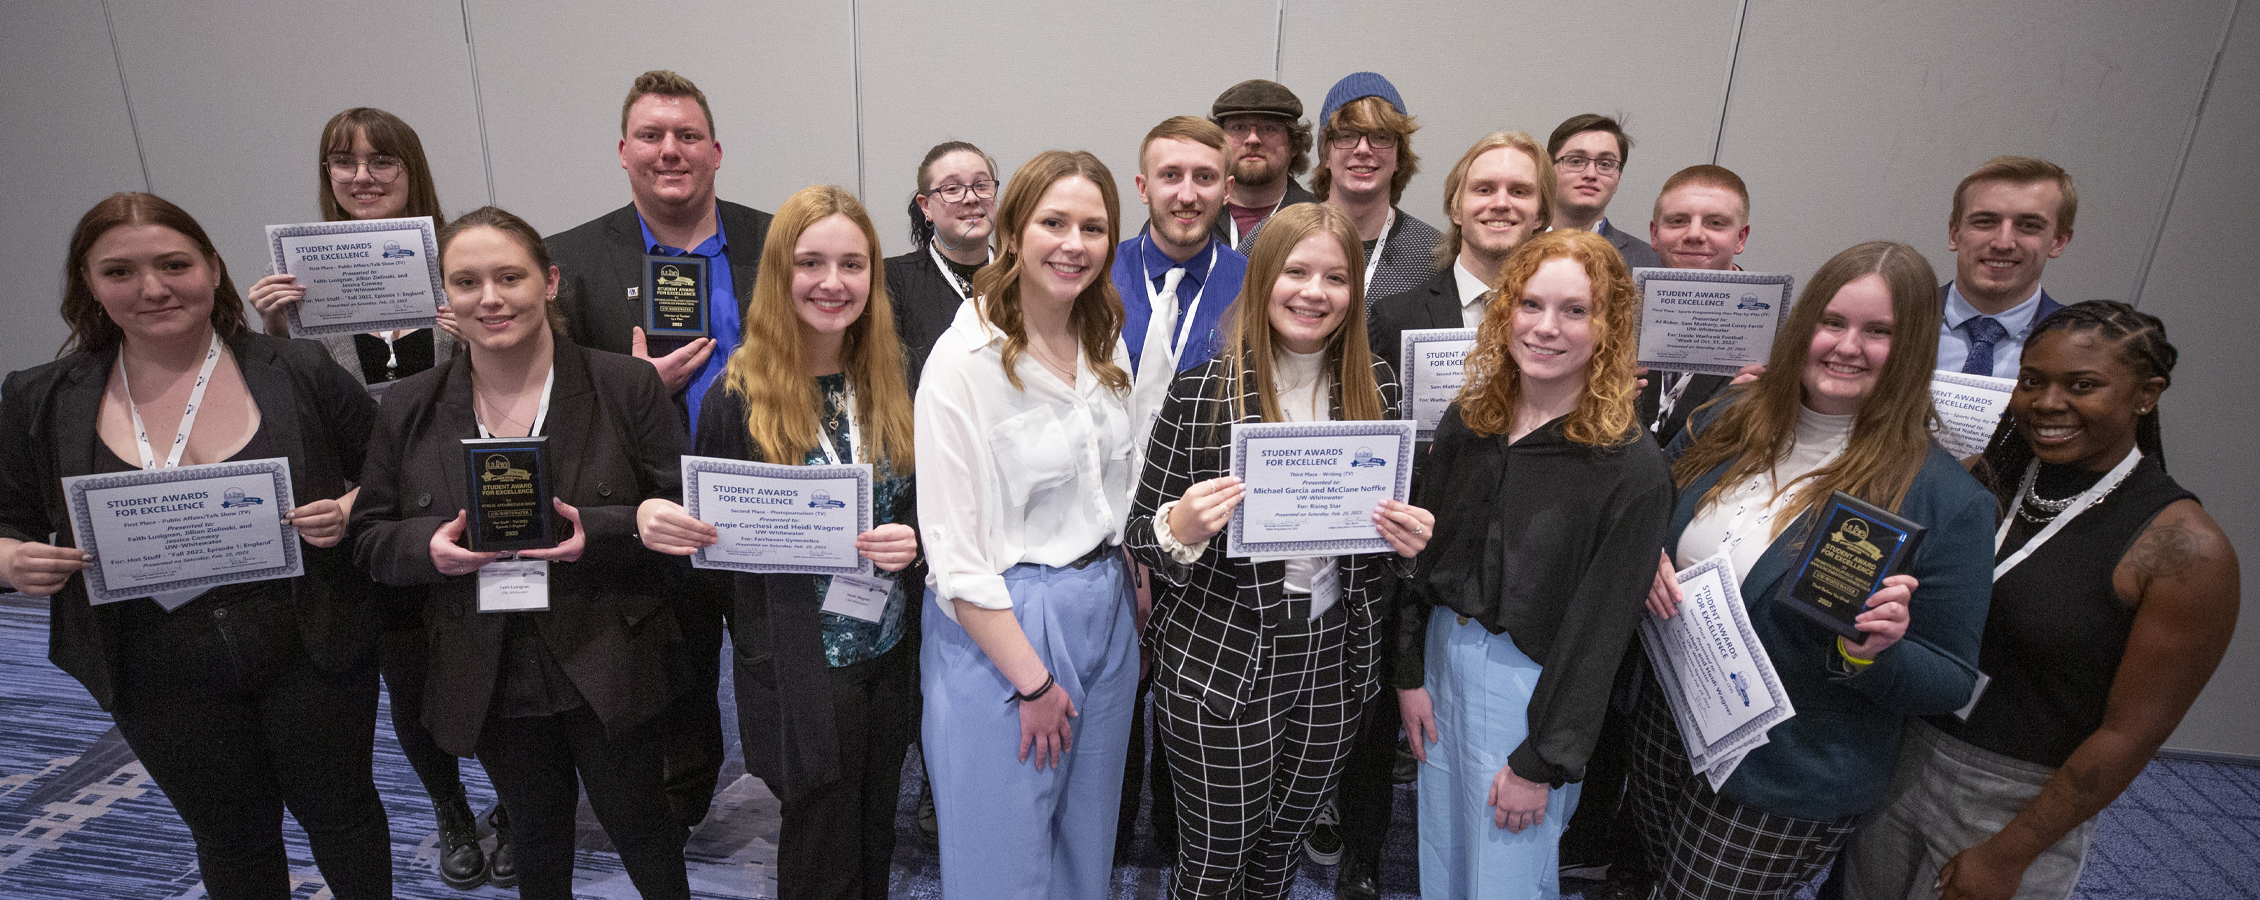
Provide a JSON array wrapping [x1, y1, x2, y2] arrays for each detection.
[[2018, 472, 2120, 524]]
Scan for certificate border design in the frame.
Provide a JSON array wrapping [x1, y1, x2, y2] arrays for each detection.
[[1928, 370, 2017, 458], [1225, 420, 1415, 558], [270, 216, 445, 337], [1631, 268, 1796, 377], [681, 455, 873, 576], [63, 458, 301, 604], [1398, 327, 1477, 441], [1639, 553, 1794, 775]]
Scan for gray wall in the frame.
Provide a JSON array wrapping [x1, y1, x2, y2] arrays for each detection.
[[2, 0, 2254, 755]]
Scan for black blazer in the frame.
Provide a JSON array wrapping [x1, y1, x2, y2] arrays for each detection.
[[350, 337, 689, 757], [545, 200, 775, 361], [1367, 266, 1464, 375], [0, 331, 377, 710], [694, 381, 923, 797], [1635, 372, 1733, 447], [1599, 219, 1663, 270], [1124, 355, 1413, 721], [885, 248, 967, 380]]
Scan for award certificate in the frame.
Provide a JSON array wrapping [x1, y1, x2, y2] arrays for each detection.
[[1638, 554, 1793, 779], [1399, 328, 1477, 441], [267, 216, 443, 337], [1226, 420, 1415, 558], [1930, 370, 2015, 459], [682, 455, 873, 575], [1781, 491, 1926, 641], [1632, 268, 1794, 376], [61, 458, 302, 605]]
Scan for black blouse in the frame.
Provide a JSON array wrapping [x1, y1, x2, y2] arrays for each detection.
[[1400, 406, 1675, 786]]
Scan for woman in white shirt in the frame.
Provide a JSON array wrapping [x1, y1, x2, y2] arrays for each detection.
[[913, 149, 1141, 900], [1124, 202, 1432, 899]]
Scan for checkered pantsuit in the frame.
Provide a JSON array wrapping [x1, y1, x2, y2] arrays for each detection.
[[1154, 600, 1363, 900], [1626, 678, 1855, 900]]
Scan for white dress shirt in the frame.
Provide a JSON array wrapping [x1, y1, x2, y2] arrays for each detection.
[[1452, 258, 1493, 329], [915, 299, 1137, 621], [1935, 282, 2046, 378]]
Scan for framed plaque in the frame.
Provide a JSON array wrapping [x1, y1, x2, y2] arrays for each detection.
[[1777, 491, 1926, 641], [461, 436, 556, 552], [643, 254, 710, 339]]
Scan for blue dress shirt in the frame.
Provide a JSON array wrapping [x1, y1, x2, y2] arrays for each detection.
[[638, 210, 737, 438], [1936, 282, 2044, 378], [1109, 232, 1250, 374]]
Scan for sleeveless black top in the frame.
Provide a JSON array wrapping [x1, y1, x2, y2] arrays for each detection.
[[1933, 455, 2194, 767]]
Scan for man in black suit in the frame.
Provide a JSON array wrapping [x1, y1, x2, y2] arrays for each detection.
[[1208, 79, 1319, 253], [1546, 114, 1662, 270], [543, 68, 771, 830], [1631, 164, 1755, 447]]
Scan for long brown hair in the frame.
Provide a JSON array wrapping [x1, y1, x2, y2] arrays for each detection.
[[1207, 203, 1386, 433], [1453, 229, 1639, 446], [1673, 240, 1943, 524], [721, 185, 915, 469], [60, 193, 247, 356], [317, 108, 445, 223], [971, 150, 1131, 395]]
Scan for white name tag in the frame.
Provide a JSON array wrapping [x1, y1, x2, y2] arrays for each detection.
[[1309, 560, 1341, 621], [820, 572, 892, 623], [479, 559, 551, 612]]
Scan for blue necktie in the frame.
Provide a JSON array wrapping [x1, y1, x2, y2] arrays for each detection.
[[1962, 316, 2008, 376]]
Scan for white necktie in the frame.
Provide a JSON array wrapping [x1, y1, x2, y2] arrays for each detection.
[[1129, 266, 1188, 457]]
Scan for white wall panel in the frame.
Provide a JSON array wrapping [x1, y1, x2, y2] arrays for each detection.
[[855, 0, 1283, 259], [2133, 5, 2258, 756], [103, 0, 489, 313], [1277, 0, 1745, 259], [0, 0, 148, 373], [469, 0, 859, 239], [1717, 0, 2230, 292]]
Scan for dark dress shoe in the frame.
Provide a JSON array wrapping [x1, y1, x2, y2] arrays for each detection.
[[1335, 854, 1379, 900], [485, 804, 519, 889], [432, 791, 488, 890]]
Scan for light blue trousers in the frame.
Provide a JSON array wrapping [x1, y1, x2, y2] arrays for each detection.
[[920, 555, 1138, 900], [1417, 612, 1582, 900]]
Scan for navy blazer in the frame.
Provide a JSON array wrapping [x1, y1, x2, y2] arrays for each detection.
[[1663, 400, 1994, 821], [0, 331, 377, 710]]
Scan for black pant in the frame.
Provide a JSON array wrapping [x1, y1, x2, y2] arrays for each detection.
[[1557, 647, 1649, 879], [378, 625, 474, 803], [478, 705, 688, 900], [663, 576, 728, 824], [113, 590, 392, 900], [1117, 670, 1179, 856], [766, 641, 917, 900], [1336, 669, 1401, 872]]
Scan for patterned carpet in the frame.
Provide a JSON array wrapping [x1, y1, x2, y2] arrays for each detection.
[[0, 595, 2251, 899]]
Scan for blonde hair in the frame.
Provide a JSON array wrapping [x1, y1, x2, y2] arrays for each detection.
[[720, 186, 915, 470], [1206, 203, 1386, 435], [971, 150, 1132, 396], [1453, 229, 1639, 447], [1435, 131, 1554, 268]]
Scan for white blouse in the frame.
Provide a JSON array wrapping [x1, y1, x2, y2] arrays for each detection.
[[1676, 404, 1856, 583], [915, 299, 1137, 622]]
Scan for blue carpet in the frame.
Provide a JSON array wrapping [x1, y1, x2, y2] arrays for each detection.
[[0, 595, 2251, 898]]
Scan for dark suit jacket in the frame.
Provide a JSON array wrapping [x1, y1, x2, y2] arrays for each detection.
[[1600, 220, 1662, 270], [0, 331, 377, 710], [886, 248, 968, 380], [1208, 178, 1318, 253], [350, 337, 689, 756], [1635, 372, 1733, 447], [1367, 266, 1463, 375], [544, 200, 774, 360]]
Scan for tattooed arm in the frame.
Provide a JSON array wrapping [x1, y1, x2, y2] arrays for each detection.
[[1938, 499, 2240, 900]]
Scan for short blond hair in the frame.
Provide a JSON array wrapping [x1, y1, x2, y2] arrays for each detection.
[[1139, 116, 1228, 172], [1950, 156, 2075, 237]]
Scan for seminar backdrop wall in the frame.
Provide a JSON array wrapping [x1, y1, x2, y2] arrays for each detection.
[[2, 0, 2254, 756]]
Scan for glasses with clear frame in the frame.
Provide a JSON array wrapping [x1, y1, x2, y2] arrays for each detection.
[[325, 155, 405, 184], [1555, 155, 1622, 175], [923, 180, 999, 203], [1328, 130, 1398, 151]]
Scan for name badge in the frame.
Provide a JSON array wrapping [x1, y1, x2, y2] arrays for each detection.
[[1308, 560, 1341, 621], [820, 572, 892, 624], [479, 558, 551, 612]]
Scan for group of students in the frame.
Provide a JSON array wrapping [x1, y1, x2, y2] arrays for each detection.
[[0, 65, 2240, 900]]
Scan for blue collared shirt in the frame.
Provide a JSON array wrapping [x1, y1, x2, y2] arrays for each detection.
[[638, 210, 737, 437], [1110, 232, 1250, 374], [1936, 282, 2044, 378]]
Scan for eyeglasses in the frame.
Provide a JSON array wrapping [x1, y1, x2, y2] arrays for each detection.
[[1223, 120, 1287, 139], [325, 155, 404, 184], [923, 179, 998, 203], [1328, 131, 1398, 151], [1556, 155, 1622, 175]]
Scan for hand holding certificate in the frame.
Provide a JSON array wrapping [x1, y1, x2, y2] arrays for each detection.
[[61, 458, 303, 606], [1632, 268, 1795, 376], [266, 216, 444, 337], [680, 455, 874, 575], [1226, 420, 1416, 558], [1638, 554, 1793, 785]]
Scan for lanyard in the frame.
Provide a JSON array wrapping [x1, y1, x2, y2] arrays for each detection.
[[1225, 197, 1285, 248], [1993, 449, 2142, 579], [1363, 208, 1395, 288], [928, 242, 991, 304], [814, 385, 861, 466], [1142, 234, 1222, 358], [474, 366, 556, 438], [120, 333, 224, 470]]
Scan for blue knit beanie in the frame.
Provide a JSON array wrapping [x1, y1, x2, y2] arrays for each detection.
[[1318, 72, 1406, 130]]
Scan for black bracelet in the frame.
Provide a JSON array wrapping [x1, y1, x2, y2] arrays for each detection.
[[1009, 672, 1056, 704]]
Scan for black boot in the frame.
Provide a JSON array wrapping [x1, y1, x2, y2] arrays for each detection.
[[485, 803, 519, 889], [432, 789, 488, 890]]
